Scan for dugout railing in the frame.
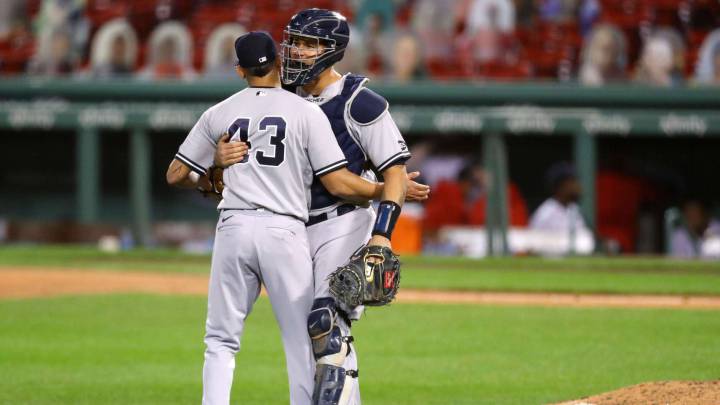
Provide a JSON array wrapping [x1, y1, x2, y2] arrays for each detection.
[[2, 79, 719, 252]]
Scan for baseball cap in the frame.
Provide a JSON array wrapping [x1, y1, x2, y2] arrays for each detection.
[[235, 31, 277, 68]]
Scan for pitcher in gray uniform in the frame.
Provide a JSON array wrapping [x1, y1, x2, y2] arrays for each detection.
[[216, 10, 430, 405], [166, 31, 397, 405]]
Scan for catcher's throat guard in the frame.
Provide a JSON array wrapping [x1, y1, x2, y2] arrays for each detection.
[[328, 245, 400, 312]]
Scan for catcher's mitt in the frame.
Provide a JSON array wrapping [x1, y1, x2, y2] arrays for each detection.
[[328, 245, 401, 313], [198, 166, 224, 199]]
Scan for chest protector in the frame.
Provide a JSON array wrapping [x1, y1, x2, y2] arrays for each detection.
[[310, 74, 369, 211]]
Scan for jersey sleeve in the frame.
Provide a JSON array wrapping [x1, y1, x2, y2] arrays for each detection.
[[175, 110, 217, 176], [348, 88, 411, 172], [306, 106, 348, 176]]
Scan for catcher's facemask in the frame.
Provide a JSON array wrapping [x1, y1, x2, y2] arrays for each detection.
[[280, 31, 338, 86]]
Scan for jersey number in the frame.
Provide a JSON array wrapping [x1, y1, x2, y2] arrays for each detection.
[[228, 117, 286, 166]]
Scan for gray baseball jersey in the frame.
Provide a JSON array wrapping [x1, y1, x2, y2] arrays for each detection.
[[176, 87, 347, 405], [298, 74, 411, 216], [176, 86, 348, 222], [297, 74, 410, 404]]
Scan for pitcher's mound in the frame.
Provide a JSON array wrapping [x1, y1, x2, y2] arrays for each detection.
[[556, 381, 720, 405]]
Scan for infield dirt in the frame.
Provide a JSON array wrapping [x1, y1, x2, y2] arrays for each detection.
[[3, 267, 720, 309], [555, 380, 720, 405]]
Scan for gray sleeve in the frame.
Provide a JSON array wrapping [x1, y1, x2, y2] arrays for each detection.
[[306, 107, 348, 176], [351, 112, 411, 172], [175, 110, 217, 176]]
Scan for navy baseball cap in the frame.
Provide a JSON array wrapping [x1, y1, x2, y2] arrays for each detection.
[[235, 31, 277, 68]]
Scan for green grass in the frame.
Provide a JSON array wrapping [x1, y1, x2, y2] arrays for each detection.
[[0, 295, 718, 404], [0, 245, 212, 273], [2, 245, 720, 296]]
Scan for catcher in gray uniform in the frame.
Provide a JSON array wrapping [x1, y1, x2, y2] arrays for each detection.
[[166, 32, 404, 405], [215, 9, 430, 405]]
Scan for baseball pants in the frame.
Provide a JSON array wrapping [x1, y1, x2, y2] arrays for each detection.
[[202, 209, 315, 405], [307, 206, 375, 405]]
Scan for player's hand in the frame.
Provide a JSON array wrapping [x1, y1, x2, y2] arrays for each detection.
[[405, 171, 430, 201], [214, 133, 249, 168], [367, 234, 391, 263]]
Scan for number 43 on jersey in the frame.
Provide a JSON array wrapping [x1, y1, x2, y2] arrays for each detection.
[[228, 116, 286, 166]]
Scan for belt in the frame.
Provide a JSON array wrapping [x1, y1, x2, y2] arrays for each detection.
[[221, 207, 285, 218], [306, 204, 357, 227], [222, 207, 266, 212]]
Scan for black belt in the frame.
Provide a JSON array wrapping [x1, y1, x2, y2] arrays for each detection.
[[306, 204, 357, 227]]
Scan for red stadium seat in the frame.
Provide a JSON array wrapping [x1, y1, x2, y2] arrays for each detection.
[[477, 60, 533, 81], [687, 29, 709, 49], [426, 58, 464, 80], [86, 1, 129, 27], [4, 0, 706, 83], [685, 49, 699, 76], [26, 0, 42, 16], [522, 47, 570, 79], [650, 0, 686, 27], [0, 39, 35, 74], [191, 3, 244, 49], [251, 9, 296, 39]]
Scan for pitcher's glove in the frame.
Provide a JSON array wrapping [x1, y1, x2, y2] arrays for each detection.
[[198, 166, 224, 200], [329, 245, 401, 313]]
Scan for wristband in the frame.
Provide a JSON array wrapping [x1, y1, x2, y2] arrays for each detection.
[[372, 201, 401, 239]]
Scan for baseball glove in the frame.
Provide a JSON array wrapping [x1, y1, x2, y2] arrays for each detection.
[[198, 166, 224, 199], [328, 245, 401, 313]]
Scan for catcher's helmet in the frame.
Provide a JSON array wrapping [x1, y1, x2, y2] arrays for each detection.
[[281, 8, 349, 86]]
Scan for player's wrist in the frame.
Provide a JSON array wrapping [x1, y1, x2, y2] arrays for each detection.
[[368, 234, 391, 247], [371, 200, 401, 240]]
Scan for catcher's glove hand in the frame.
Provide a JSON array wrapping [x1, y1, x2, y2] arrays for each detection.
[[198, 166, 224, 200], [328, 245, 401, 313]]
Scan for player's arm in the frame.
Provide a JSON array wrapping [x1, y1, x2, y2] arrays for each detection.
[[318, 168, 383, 203], [166, 159, 213, 190], [319, 168, 428, 202], [167, 110, 221, 193], [367, 164, 407, 248], [348, 87, 419, 248]]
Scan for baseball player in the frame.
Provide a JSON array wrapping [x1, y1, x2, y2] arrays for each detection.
[[166, 32, 401, 405], [215, 9, 427, 405]]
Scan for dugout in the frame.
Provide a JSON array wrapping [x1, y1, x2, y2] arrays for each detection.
[[1, 79, 720, 253]]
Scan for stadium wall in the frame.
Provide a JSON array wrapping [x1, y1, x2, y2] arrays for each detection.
[[2, 79, 720, 251]]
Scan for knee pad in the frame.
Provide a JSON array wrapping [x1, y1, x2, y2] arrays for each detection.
[[312, 364, 359, 405], [309, 298, 358, 405], [308, 297, 352, 363]]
